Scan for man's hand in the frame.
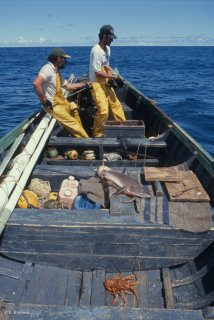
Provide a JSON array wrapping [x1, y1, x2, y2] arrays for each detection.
[[83, 82, 92, 90], [42, 99, 52, 109]]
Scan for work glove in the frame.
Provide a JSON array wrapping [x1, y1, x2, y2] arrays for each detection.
[[42, 99, 52, 109]]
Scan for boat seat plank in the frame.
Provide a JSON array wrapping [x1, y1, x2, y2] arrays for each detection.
[[33, 165, 143, 179], [44, 158, 160, 166], [48, 137, 167, 148]]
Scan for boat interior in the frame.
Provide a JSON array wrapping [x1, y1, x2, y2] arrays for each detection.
[[0, 79, 214, 319]]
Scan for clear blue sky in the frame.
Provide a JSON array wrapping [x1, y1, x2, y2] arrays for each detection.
[[1, 0, 214, 47]]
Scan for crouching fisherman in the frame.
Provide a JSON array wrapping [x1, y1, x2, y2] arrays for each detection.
[[34, 47, 89, 138]]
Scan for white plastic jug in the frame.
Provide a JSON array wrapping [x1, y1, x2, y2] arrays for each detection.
[[58, 176, 79, 209]]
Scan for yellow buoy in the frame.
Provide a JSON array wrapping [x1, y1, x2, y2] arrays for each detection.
[[48, 192, 58, 201], [65, 150, 79, 160], [17, 190, 39, 209]]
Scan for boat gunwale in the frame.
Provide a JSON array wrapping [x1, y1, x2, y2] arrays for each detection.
[[123, 79, 214, 175]]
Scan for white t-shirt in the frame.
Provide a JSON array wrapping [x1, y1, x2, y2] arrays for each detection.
[[39, 62, 67, 101], [89, 44, 110, 82]]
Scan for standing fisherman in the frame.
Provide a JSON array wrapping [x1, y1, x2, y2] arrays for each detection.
[[89, 25, 126, 137], [34, 48, 89, 138]]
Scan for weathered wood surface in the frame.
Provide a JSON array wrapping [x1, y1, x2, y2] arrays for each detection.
[[48, 137, 167, 148], [0, 255, 210, 319], [1, 209, 214, 271], [103, 119, 145, 138], [144, 167, 210, 201], [33, 165, 143, 179], [44, 158, 159, 167], [169, 202, 212, 232], [144, 166, 210, 200], [5, 305, 206, 320], [162, 268, 174, 309], [144, 167, 185, 181], [165, 172, 210, 202]]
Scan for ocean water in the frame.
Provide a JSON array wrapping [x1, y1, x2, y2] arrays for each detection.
[[0, 46, 213, 156]]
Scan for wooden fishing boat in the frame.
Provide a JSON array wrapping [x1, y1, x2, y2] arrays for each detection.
[[0, 75, 214, 319]]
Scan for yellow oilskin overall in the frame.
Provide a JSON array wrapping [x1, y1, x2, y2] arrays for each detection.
[[47, 74, 88, 138], [91, 66, 126, 137]]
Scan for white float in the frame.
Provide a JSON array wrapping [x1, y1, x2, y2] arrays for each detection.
[[0, 113, 54, 213]]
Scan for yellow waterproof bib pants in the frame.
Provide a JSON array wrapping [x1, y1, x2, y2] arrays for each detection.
[[47, 74, 88, 138], [91, 69, 126, 137]]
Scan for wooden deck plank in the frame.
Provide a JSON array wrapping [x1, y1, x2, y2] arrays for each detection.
[[133, 271, 147, 308], [79, 271, 92, 306], [146, 270, 164, 308], [162, 268, 174, 309], [64, 270, 82, 306], [22, 264, 68, 305], [15, 262, 32, 304], [91, 270, 105, 306], [0, 276, 18, 302], [0, 255, 23, 274], [0, 266, 21, 279]]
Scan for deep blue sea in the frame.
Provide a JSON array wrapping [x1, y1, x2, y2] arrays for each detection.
[[0, 46, 213, 156]]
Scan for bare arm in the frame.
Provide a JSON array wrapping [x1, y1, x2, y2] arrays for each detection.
[[33, 75, 46, 103], [62, 82, 90, 91]]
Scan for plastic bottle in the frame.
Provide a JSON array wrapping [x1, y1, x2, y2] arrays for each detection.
[[58, 176, 79, 209]]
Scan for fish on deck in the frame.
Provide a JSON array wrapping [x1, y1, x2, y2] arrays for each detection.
[[95, 166, 151, 201]]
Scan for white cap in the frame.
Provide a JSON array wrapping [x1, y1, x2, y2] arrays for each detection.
[[64, 190, 72, 197]]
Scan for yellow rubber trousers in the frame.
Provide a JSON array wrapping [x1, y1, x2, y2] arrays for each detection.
[[91, 79, 126, 138], [47, 74, 88, 138]]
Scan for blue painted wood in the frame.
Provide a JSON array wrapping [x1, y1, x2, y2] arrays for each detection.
[[6, 305, 205, 320]]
